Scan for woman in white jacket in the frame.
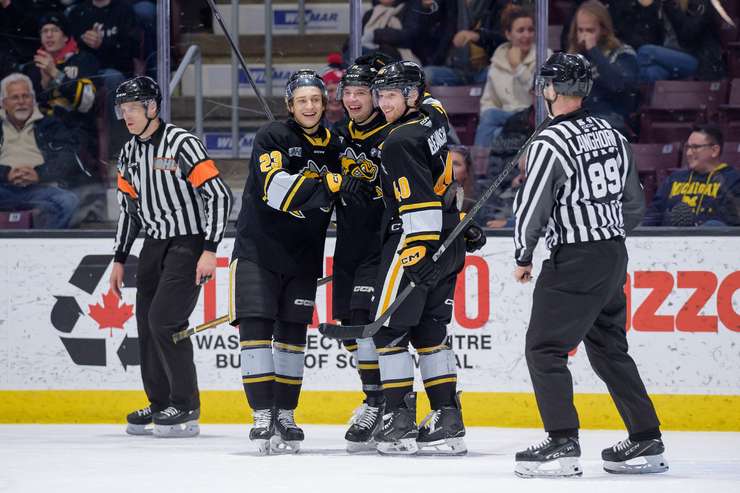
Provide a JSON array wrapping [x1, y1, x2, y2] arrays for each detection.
[[474, 6, 548, 147]]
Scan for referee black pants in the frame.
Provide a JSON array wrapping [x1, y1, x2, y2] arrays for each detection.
[[136, 235, 203, 412], [525, 237, 660, 435]]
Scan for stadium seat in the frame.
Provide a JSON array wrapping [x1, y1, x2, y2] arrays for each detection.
[[719, 79, 740, 140], [720, 141, 740, 169], [638, 170, 657, 206], [429, 85, 483, 146], [0, 210, 33, 229], [631, 142, 682, 172], [639, 80, 729, 143]]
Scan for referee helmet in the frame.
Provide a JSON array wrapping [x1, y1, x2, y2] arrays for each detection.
[[535, 52, 593, 98], [114, 76, 162, 120]]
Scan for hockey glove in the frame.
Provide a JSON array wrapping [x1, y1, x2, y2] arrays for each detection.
[[324, 173, 372, 207], [399, 245, 440, 287], [463, 221, 486, 253]]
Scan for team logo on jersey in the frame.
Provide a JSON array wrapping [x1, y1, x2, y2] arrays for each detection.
[[154, 157, 178, 171], [289, 147, 302, 157], [299, 159, 328, 179], [340, 147, 378, 182]]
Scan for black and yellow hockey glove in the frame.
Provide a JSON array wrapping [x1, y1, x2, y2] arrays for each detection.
[[399, 244, 440, 287], [463, 221, 486, 253], [324, 173, 372, 207]]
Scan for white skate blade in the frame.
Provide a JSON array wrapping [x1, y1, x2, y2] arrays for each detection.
[[515, 457, 583, 478], [417, 437, 467, 456], [604, 454, 669, 474], [346, 439, 377, 454], [153, 420, 199, 438], [269, 435, 301, 454], [125, 423, 153, 436], [376, 438, 419, 456], [252, 438, 271, 456]]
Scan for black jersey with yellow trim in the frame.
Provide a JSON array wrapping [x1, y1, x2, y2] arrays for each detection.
[[233, 119, 343, 277], [333, 110, 391, 270], [378, 101, 454, 251]]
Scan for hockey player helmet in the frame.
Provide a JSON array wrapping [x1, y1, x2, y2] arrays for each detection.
[[114, 76, 162, 120], [371, 60, 425, 107], [336, 63, 377, 101], [534, 52, 593, 98], [285, 69, 328, 106]]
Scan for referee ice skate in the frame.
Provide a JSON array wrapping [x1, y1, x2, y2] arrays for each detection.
[[109, 76, 232, 438], [230, 69, 371, 455], [511, 53, 667, 478]]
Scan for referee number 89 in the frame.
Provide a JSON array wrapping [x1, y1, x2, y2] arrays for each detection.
[[587, 157, 622, 200]]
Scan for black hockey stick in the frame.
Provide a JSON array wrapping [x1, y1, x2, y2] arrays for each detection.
[[203, 0, 275, 121], [318, 117, 553, 340], [172, 275, 333, 343]]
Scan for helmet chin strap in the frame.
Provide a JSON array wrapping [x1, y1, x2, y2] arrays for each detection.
[[136, 102, 160, 138]]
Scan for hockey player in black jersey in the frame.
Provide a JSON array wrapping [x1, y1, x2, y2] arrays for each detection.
[[333, 55, 393, 452], [229, 70, 371, 455], [368, 61, 485, 456]]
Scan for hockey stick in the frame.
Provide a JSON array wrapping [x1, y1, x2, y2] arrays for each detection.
[[318, 117, 553, 340], [203, 0, 275, 121], [172, 274, 334, 343]]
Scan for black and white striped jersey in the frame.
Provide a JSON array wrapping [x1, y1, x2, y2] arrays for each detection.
[[513, 109, 645, 266], [114, 122, 233, 263]]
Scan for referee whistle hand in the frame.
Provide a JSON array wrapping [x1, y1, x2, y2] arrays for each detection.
[[513, 264, 533, 284], [109, 262, 125, 299], [196, 251, 217, 286]]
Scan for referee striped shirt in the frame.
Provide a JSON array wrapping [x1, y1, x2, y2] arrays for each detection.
[[114, 122, 232, 263], [513, 109, 645, 266]]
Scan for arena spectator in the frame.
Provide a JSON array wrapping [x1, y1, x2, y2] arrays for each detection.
[[322, 66, 345, 129], [132, 0, 156, 76], [0, 73, 80, 229], [23, 13, 99, 162], [644, 125, 739, 226], [424, 0, 513, 86], [449, 145, 477, 212], [566, 0, 638, 136], [474, 5, 546, 146], [67, 0, 138, 104]]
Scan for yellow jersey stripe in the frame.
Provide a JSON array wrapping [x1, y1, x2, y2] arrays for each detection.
[[281, 175, 306, 212], [416, 344, 448, 354], [358, 363, 380, 370], [398, 201, 442, 213], [402, 234, 441, 247]]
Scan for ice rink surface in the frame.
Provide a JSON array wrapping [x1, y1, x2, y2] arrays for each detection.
[[1, 425, 738, 493]]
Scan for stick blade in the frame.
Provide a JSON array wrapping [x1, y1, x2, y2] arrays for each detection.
[[318, 322, 367, 340]]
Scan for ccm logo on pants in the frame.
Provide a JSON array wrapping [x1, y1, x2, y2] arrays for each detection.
[[294, 299, 315, 307]]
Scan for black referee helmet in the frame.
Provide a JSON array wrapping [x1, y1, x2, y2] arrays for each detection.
[[535, 52, 593, 98], [114, 76, 162, 120], [371, 60, 425, 107]]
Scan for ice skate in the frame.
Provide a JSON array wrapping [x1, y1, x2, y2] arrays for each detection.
[[417, 392, 466, 456], [375, 392, 418, 455], [125, 406, 153, 436], [514, 436, 582, 478], [602, 438, 669, 474], [270, 408, 304, 454], [250, 408, 274, 455], [152, 407, 200, 438], [345, 396, 384, 453]]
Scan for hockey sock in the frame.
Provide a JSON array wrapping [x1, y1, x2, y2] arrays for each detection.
[[548, 428, 579, 439], [418, 344, 457, 409], [347, 310, 382, 402], [273, 321, 307, 410], [239, 317, 276, 410], [629, 427, 661, 441], [377, 346, 414, 410]]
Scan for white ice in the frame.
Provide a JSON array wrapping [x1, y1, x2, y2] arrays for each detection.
[[1, 425, 739, 493]]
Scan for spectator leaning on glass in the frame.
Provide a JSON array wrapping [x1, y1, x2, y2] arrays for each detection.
[[474, 5, 548, 147], [567, 0, 638, 136], [644, 125, 740, 226], [0, 73, 80, 228]]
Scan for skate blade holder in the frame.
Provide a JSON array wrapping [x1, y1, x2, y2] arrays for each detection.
[[254, 438, 271, 456], [604, 454, 668, 474], [515, 458, 582, 478], [269, 435, 301, 454], [125, 423, 154, 436], [153, 421, 200, 438], [377, 438, 419, 455], [417, 437, 468, 456], [346, 439, 378, 454]]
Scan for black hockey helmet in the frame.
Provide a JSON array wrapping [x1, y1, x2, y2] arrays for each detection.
[[285, 69, 328, 105], [336, 64, 376, 101], [535, 52, 593, 98], [371, 60, 425, 106], [114, 76, 161, 119], [354, 52, 396, 72]]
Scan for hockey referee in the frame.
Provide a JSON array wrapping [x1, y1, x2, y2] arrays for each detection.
[[511, 54, 667, 478], [108, 76, 232, 438]]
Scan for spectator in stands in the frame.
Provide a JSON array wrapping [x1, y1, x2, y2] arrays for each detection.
[[644, 125, 740, 226], [567, 0, 638, 136], [132, 0, 156, 76], [480, 151, 526, 228], [474, 5, 545, 146], [322, 66, 345, 129], [449, 145, 476, 212], [424, 0, 512, 86], [0, 73, 80, 228], [24, 14, 98, 156], [67, 0, 138, 104]]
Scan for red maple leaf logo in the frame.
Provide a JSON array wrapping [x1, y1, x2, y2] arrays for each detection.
[[88, 289, 134, 336]]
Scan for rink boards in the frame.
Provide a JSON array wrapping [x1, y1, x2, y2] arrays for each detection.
[[0, 233, 738, 429]]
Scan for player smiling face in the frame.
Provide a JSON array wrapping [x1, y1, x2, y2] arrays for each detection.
[[376, 88, 417, 124], [290, 86, 325, 130], [342, 85, 374, 123]]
